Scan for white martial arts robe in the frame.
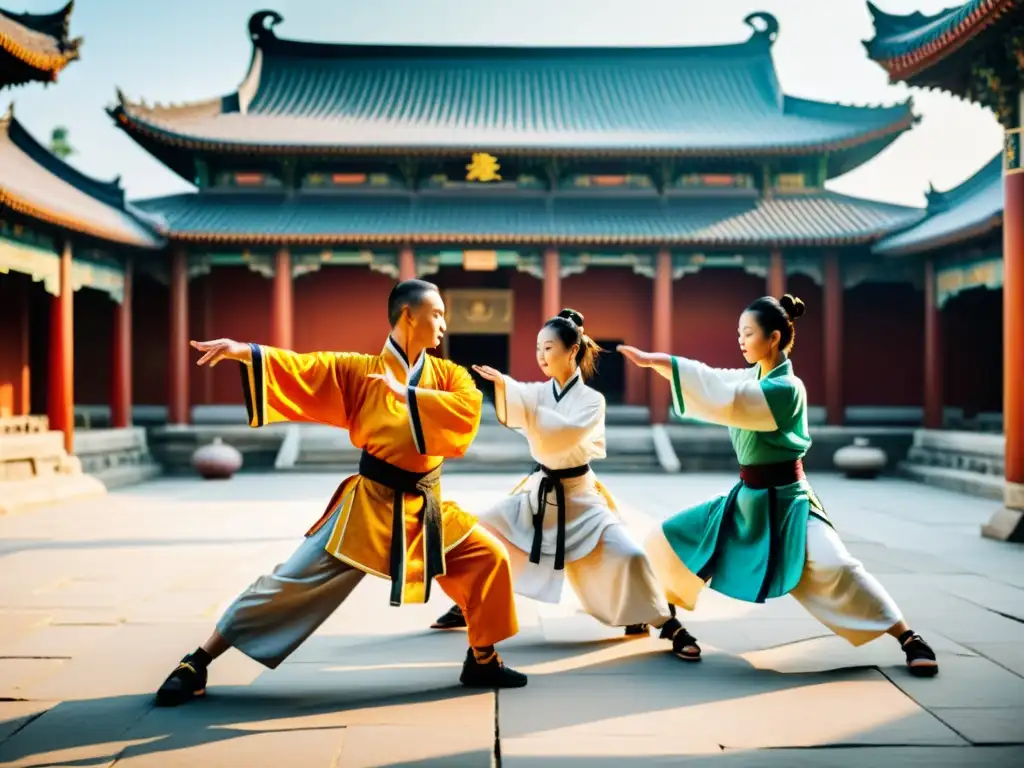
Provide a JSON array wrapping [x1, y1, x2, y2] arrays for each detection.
[[480, 370, 672, 628]]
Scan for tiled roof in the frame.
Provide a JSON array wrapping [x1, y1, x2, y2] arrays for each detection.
[[0, 1, 80, 87], [0, 107, 164, 248], [134, 189, 922, 248], [863, 0, 1021, 80], [110, 10, 913, 166], [874, 153, 1002, 255]]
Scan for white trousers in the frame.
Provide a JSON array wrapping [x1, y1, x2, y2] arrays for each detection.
[[483, 521, 673, 628], [645, 516, 903, 646]]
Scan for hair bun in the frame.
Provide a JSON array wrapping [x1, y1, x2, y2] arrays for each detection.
[[779, 294, 806, 320], [558, 308, 585, 327]]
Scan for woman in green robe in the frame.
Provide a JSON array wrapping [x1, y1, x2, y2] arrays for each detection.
[[619, 294, 938, 677]]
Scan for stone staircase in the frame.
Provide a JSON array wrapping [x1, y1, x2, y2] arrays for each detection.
[[0, 416, 106, 514], [284, 407, 666, 474], [898, 429, 1005, 500], [74, 427, 162, 489]]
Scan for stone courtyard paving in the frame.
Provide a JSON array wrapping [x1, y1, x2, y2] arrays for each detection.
[[1, 471, 1023, 767]]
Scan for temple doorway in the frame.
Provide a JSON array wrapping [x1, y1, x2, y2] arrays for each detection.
[[446, 334, 509, 403], [590, 339, 626, 404], [441, 288, 514, 403]]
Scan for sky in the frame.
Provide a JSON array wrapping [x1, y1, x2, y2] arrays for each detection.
[[6, 0, 1005, 207]]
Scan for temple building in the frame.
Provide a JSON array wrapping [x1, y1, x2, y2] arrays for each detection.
[[864, 0, 1022, 540], [0, 3, 165, 512], [874, 153, 1003, 429], [0, 1, 80, 89], [105, 9, 937, 427]]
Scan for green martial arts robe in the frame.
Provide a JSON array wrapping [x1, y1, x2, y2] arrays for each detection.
[[663, 356, 829, 603]]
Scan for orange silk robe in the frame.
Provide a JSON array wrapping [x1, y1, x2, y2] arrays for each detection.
[[239, 337, 482, 604]]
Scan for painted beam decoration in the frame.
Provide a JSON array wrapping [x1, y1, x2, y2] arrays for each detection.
[[864, 0, 1023, 127], [0, 234, 125, 302], [936, 255, 1004, 307], [1007, 127, 1023, 176]]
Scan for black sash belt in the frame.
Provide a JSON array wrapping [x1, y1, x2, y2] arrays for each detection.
[[697, 459, 805, 603], [530, 463, 590, 571], [358, 451, 443, 607]]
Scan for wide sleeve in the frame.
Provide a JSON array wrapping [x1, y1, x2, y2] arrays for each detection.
[[495, 376, 545, 430], [759, 377, 804, 433], [239, 344, 369, 429], [669, 356, 778, 432], [406, 360, 483, 458], [530, 396, 606, 455]]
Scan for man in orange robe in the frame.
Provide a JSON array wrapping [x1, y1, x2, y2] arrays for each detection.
[[155, 280, 525, 706]]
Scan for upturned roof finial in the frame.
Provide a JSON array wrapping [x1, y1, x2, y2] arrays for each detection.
[[249, 10, 284, 43], [744, 12, 779, 44]]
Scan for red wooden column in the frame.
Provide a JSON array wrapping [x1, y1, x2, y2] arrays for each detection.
[[767, 248, 785, 297], [823, 250, 844, 425], [47, 241, 74, 453], [650, 248, 673, 424], [923, 259, 943, 430], [201, 276, 214, 405], [111, 258, 133, 428], [987, 129, 1024, 539], [18, 283, 30, 415], [543, 247, 561, 321], [168, 247, 190, 425], [398, 246, 416, 282], [271, 247, 293, 349]]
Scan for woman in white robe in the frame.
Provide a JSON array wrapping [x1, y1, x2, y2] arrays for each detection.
[[431, 309, 678, 638]]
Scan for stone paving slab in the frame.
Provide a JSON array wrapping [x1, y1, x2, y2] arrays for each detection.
[[500, 746, 1024, 767], [0, 472, 1022, 767], [963, 642, 1024, 677]]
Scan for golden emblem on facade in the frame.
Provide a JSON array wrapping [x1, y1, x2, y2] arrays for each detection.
[[466, 152, 502, 182], [463, 299, 494, 323]]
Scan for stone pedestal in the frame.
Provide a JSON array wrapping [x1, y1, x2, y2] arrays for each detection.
[[982, 483, 1024, 543]]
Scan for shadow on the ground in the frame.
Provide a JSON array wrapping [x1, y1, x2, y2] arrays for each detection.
[[0, 536, 298, 559], [383, 746, 1024, 768], [0, 626, 924, 767]]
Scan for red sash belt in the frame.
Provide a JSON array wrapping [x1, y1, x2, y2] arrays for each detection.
[[739, 459, 805, 490]]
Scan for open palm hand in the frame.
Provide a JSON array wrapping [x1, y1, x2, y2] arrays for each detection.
[[471, 365, 503, 382]]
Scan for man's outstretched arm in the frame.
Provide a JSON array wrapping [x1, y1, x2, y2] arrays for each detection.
[[191, 339, 368, 429]]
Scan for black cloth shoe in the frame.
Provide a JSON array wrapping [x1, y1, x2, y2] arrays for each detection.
[[900, 631, 938, 677], [155, 655, 208, 706], [659, 617, 701, 661], [459, 648, 528, 689], [624, 623, 650, 637], [431, 604, 467, 629]]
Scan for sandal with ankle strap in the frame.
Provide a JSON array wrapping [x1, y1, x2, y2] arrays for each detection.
[[900, 631, 938, 677], [659, 617, 701, 661]]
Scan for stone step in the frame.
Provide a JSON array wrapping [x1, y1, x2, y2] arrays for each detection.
[[909, 429, 1004, 456], [906, 445, 1004, 476], [90, 462, 163, 490], [897, 461, 1005, 501], [280, 457, 664, 475], [897, 429, 1006, 500], [0, 474, 107, 515]]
